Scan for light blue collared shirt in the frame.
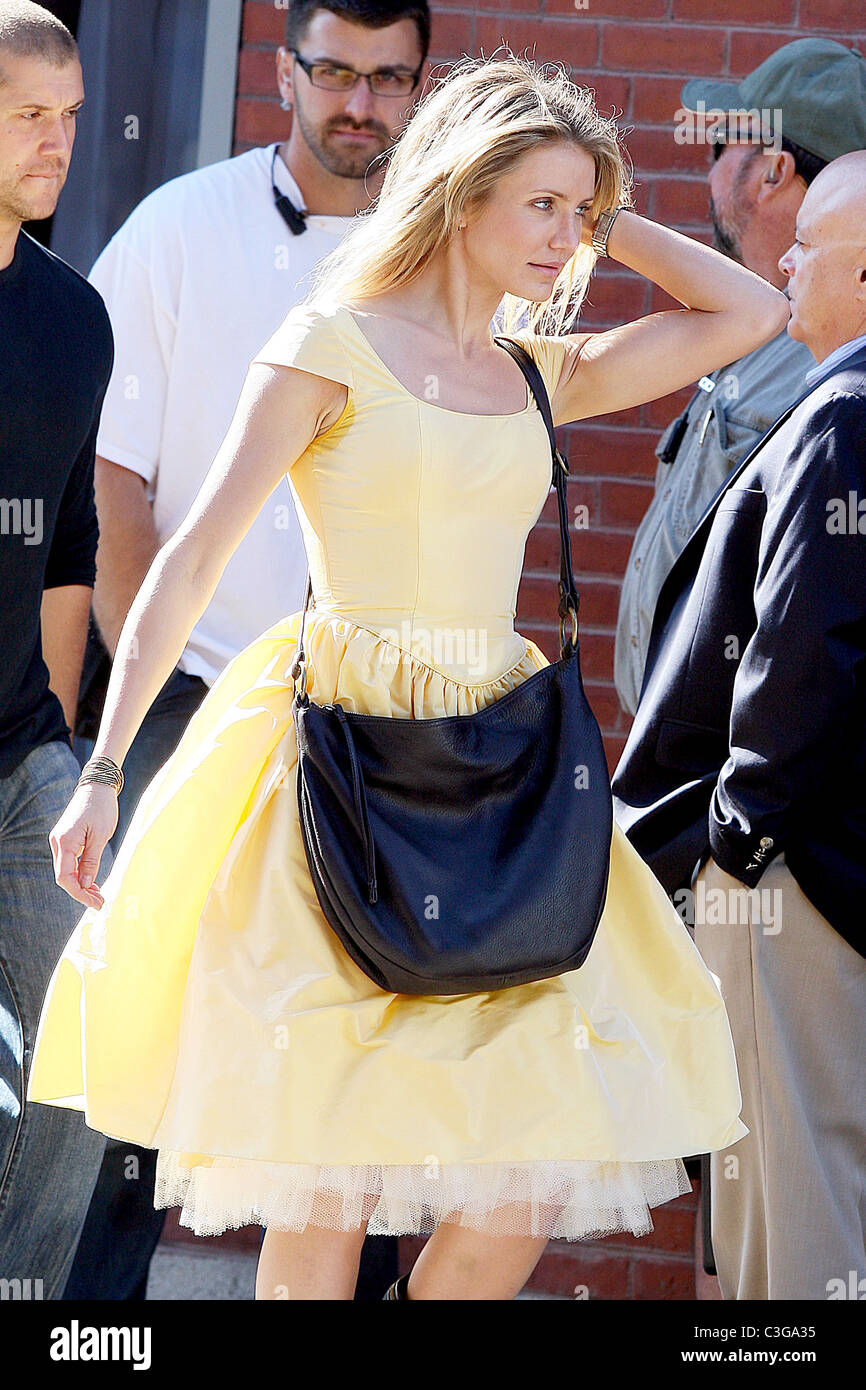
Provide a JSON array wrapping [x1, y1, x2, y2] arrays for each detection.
[[804, 332, 866, 388]]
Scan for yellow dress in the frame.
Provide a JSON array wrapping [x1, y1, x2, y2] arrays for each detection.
[[27, 301, 747, 1241]]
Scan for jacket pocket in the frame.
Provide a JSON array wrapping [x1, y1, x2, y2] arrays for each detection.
[[655, 716, 729, 775]]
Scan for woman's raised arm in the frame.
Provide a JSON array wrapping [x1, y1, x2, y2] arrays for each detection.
[[551, 209, 791, 427]]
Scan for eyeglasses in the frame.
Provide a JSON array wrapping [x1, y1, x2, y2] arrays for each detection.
[[289, 49, 421, 97]]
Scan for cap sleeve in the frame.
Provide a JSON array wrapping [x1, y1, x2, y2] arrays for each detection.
[[251, 302, 354, 390], [505, 329, 573, 406]]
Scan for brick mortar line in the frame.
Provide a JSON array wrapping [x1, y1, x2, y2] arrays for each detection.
[[470, 11, 799, 24], [544, 1243, 694, 1263], [518, 621, 616, 633], [523, 569, 621, 582], [239, 25, 841, 58], [524, 581, 629, 590]]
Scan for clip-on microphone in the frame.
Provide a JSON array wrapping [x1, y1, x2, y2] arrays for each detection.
[[271, 146, 307, 235]]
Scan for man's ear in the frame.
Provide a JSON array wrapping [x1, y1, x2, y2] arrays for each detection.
[[276, 45, 294, 112], [759, 148, 796, 192]]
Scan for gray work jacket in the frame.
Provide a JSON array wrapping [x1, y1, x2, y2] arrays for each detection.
[[614, 328, 815, 717]]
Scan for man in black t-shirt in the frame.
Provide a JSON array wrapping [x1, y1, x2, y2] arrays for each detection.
[[0, 4, 112, 1299]]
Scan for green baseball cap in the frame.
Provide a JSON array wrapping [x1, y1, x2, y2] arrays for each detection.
[[681, 37, 866, 163]]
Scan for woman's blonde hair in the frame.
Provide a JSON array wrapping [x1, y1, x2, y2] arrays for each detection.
[[304, 50, 633, 337]]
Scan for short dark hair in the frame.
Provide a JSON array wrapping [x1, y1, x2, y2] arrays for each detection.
[[0, 0, 78, 89], [713, 131, 827, 188], [773, 134, 827, 187], [285, 0, 430, 66]]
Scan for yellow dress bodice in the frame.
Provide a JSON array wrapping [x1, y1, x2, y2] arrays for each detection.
[[254, 302, 573, 683]]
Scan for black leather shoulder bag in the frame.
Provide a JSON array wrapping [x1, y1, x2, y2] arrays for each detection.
[[290, 335, 613, 996]]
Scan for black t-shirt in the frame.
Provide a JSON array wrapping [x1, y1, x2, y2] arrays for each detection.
[[0, 229, 114, 779]]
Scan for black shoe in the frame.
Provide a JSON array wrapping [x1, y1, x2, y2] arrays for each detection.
[[382, 1272, 411, 1300], [354, 1233, 400, 1301]]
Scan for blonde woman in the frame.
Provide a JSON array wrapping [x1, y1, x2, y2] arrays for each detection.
[[29, 55, 787, 1300]]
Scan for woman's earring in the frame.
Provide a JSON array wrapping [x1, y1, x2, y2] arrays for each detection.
[[280, 97, 291, 111]]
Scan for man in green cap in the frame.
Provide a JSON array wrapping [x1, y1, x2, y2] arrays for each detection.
[[615, 37, 866, 718]]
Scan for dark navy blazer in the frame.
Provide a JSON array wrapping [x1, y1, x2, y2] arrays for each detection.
[[612, 343, 866, 955]]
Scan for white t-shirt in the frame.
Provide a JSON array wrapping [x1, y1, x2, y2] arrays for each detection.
[[88, 144, 355, 686]]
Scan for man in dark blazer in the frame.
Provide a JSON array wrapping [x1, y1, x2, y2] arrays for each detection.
[[612, 150, 866, 1301]]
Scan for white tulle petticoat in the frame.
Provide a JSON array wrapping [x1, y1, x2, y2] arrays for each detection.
[[154, 1151, 692, 1241]]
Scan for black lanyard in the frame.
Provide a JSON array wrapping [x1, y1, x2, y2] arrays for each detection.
[[271, 146, 307, 235]]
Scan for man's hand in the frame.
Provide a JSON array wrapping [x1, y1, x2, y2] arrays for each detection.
[[40, 584, 93, 735]]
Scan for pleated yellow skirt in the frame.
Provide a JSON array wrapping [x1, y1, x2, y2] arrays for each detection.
[[27, 611, 747, 1240]]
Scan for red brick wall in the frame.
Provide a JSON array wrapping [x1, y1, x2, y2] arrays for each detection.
[[235, 1, 864, 775]]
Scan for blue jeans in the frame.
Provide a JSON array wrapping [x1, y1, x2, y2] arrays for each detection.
[[0, 737, 109, 1300]]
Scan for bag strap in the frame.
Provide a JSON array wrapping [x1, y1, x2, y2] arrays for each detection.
[[494, 335, 580, 651], [291, 336, 580, 704]]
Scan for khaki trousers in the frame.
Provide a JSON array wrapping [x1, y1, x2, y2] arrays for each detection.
[[694, 852, 866, 1300]]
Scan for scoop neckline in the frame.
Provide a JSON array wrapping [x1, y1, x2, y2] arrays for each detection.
[[339, 305, 536, 419]]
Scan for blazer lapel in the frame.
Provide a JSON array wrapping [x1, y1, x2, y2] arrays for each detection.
[[664, 388, 807, 576], [646, 346, 865, 645], [670, 341, 866, 573]]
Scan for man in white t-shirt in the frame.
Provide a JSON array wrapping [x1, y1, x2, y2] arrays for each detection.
[[66, 0, 430, 1304]]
